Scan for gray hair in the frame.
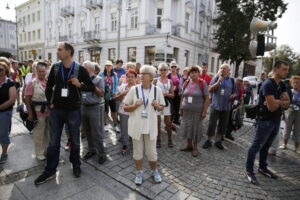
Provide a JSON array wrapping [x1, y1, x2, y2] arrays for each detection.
[[220, 63, 230, 70], [158, 62, 169, 71], [83, 60, 95, 71], [140, 65, 156, 77]]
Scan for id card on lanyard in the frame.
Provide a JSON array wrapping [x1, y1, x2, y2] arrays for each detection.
[[141, 85, 151, 118], [188, 82, 197, 103], [60, 62, 75, 97], [220, 79, 228, 96]]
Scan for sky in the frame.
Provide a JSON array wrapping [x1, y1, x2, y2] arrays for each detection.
[[1, 0, 300, 54]]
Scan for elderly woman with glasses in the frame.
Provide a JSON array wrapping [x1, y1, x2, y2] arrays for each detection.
[[123, 65, 165, 185], [0, 62, 17, 164]]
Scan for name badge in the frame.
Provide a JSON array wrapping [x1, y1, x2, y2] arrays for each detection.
[[141, 110, 148, 118], [234, 100, 239, 106], [294, 105, 299, 111], [188, 97, 193, 103], [220, 89, 225, 96], [82, 93, 87, 100], [61, 88, 68, 97]]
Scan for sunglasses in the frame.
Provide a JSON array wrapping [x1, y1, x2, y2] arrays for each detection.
[[0, 68, 5, 72], [171, 66, 177, 68]]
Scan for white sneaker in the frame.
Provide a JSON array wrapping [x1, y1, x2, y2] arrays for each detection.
[[36, 155, 46, 161], [104, 125, 109, 132], [279, 144, 287, 150], [115, 125, 120, 132]]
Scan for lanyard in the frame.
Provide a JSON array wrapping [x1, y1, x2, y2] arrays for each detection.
[[221, 78, 228, 89], [61, 62, 75, 87], [189, 81, 197, 96], [141, 85, 152, 109]]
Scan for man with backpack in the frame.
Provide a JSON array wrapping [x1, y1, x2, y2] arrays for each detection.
[[245, 61, 290, 185], [34, 42, 95, 185], [203, 64, 237, 150]]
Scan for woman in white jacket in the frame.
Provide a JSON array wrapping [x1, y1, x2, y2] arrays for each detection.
[[123, 65, 165, 185]]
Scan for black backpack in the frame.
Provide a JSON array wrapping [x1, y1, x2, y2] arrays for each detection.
[[231, 108, 243, 130]]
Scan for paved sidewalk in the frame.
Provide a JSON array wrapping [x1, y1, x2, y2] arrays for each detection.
[[1, 112, 300, 200]]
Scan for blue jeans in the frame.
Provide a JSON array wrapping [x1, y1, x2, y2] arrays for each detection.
[[0, 110, 12, 145], [45, 108, 81, 175], [246, 119, 281, 173]]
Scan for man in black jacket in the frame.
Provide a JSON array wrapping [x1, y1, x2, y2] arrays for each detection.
[[34, 42, 95, 185]]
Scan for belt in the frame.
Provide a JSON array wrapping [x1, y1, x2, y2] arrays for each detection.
[[82, 103, 100, 107]]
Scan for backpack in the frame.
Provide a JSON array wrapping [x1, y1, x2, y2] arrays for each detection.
[[215, 76, 235, 94], [182, 79, 204, 94], [231, 108, 243, 130], [53, 61, 80, 80]]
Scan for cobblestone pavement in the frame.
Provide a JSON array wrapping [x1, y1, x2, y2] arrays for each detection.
[[1, 111, 300, 200]]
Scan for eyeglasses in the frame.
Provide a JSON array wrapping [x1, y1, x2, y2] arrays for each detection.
[[127, 75, 135, 78], [171, 66, 177, 68], [0, 68, 5, 72], [160, 69, 167, 71]]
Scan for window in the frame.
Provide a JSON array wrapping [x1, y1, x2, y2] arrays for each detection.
[[24, 33, 26, 42], [108, 48, 116, 62], [33, 31, 36, 41], [28, 32, 31, 41], [95, 17, 100, 33], [211, 57, 215, 72], [48, 52, 52, 60], [10, 35, 14, 39], [38, 29, 41, 40], [184, 50, 189, 67], [80, 20, 85, 36], [27, 15, 31, 24], [57, 26, 61, 37], [68, 23, 72, 37], [128, 47, 136, 62], [32, 13, 35, 23], [111, 13, 117, 31], [23, 17, 26, 25], [49, 27, 52, 40], [127, 0, 132, 8], [21, 52, 23, 61], [20, 34, 23, 43], [91, 50, 100, 63], [37, 11, 40, 21], [79, 51, 84, 63], [130, 9, 138, 29], [25, 51, 27, 59], [156, 9, 163, 29], [145, 46, 155, 65], [185, 13, 189, 33], [199, 20, 203, 39], [11, 44, 16, 48], [198, 54, 202, 65], [173, 47, 179, 63]]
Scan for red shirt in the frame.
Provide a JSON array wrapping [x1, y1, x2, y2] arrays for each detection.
[[199, 73, 212, 85]]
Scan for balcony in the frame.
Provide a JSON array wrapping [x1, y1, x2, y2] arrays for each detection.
[[171, 26, 181, 37], [86, 0, 103, 10], [61, 6, 74, 17], [84, 31, 101, 43], [59, 35, 73, 43], [146, 25, 158, 35]]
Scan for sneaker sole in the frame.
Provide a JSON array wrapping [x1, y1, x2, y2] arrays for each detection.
[[35, 175, 55, 185], [258, 170, 277, 179], [245, 172, 259, 185]]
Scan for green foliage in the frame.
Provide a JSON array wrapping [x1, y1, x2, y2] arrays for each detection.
[[0, 51, 12, 58], [263, 45, 300, 77], [214, 0, 287, 77]]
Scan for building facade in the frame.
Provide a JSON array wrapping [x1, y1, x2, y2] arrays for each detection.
[[44, 0, 220, 72], [0, 18, 17, 57], [16, 0, 45, 61]]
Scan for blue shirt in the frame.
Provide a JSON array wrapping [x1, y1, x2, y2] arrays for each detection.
[[113, 68, 126, 79], [210, 76, 237, 111]]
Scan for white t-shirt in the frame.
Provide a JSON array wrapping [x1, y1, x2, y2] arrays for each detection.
[[25, 73, 34, 85], [123, 84, 165, 140], [118, 84, 130, 115]]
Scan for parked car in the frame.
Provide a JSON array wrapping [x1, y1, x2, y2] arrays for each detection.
[[245, 76, 258, 88]]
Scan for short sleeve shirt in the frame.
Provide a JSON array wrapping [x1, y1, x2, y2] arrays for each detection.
[[0, 78, 15, 112]]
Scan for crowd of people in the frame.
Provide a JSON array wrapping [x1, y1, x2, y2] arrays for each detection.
[[0, 42, 299, 187]]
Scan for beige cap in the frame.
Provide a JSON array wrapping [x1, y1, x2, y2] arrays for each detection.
[[105, 60, 113, 66]]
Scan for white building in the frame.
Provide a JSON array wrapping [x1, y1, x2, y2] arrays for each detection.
[[16, 0, 45, 61], [0, 18, 17, 57], [44, 0, 219, 72]]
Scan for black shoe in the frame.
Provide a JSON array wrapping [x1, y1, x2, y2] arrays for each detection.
[[215, 141, 224, 150], [73, 167, 81, 178], [202, 140, 212, 149], [34, 172, 55, 185], [245, 171, 259, 185], [98, 155, 107, 164], [83, 152, 96, 160], [258, 168, 278, 179], [225, 134, 235, 141]]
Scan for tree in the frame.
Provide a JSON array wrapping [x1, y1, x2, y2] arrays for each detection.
[[0, 51, 12, 58], [263, 45, 300, 77], [214, 0, 287, 77]]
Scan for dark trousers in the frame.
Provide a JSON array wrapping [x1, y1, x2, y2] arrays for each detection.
[[207, 108, 230, 138], [45, 108, 81, 175], [246, 119, 281, 173], [172, 93, 181, 123]]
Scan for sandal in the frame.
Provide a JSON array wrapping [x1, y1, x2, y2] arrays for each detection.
[[180, 146, 193, 151], [168, 140, 174, 148], [156, 140, 161, 148]]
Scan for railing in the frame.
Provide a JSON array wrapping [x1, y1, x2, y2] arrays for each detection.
[[59, 35, 73, 43], [84, 31, 101, 43], [146, 25, 157, 35], [86, 0, 103, 9], [61, 6, 74, 17]]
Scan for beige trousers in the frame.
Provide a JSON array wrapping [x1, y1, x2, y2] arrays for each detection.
[[132, 134, 157, 161], [33, 115, 50, 157]]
